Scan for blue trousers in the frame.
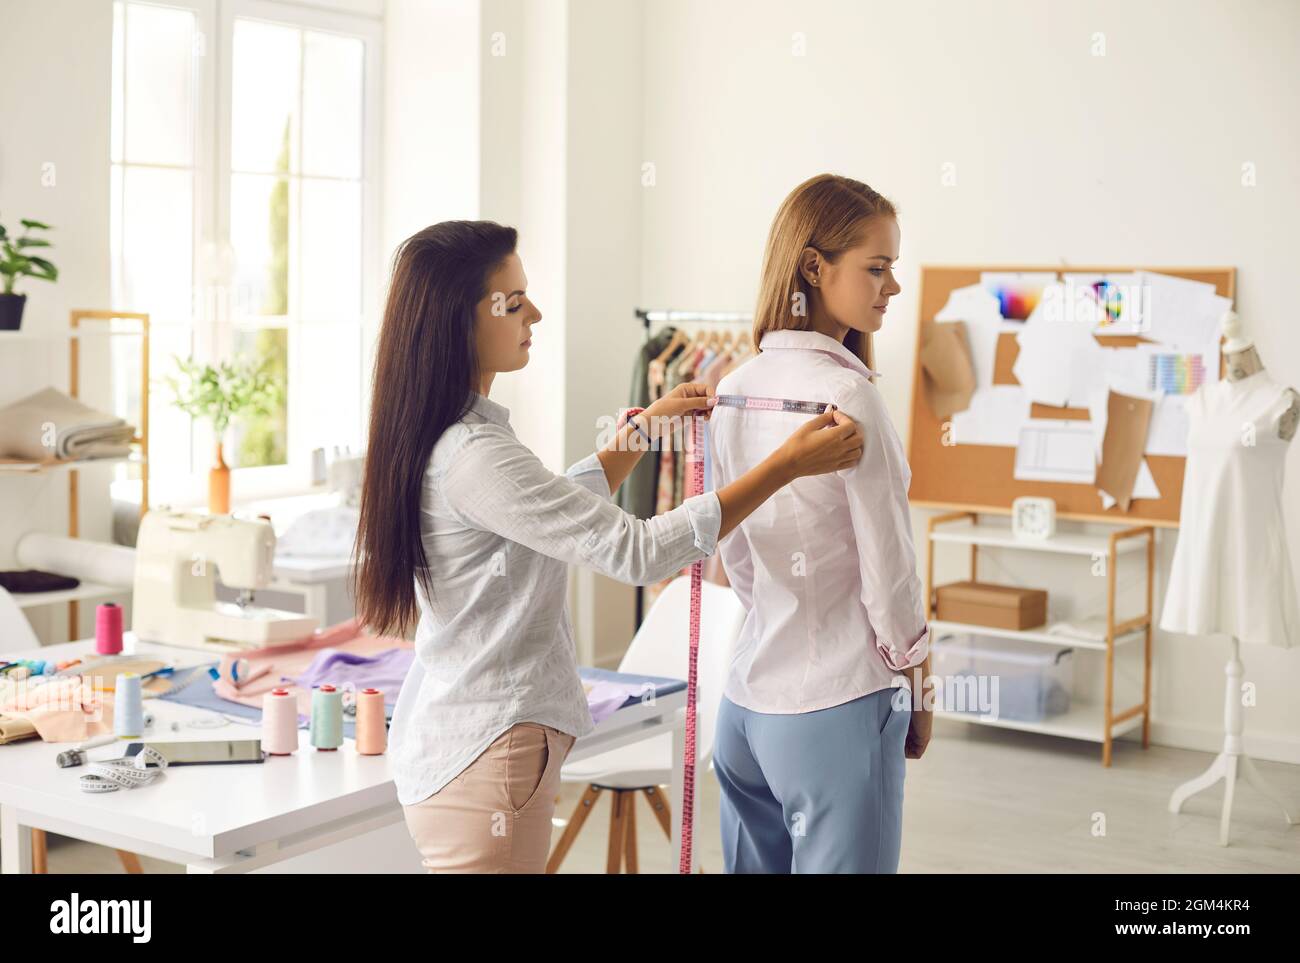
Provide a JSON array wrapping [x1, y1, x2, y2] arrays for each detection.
[[714, 687, 910, 874]]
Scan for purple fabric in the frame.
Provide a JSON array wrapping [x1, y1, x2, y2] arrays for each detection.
[[585, 679, 657, 725], [288, 647, 415, 705]]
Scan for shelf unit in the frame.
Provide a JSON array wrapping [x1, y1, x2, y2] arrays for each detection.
[[924, 510, 1154, 766], [1, 311, 150, 639]]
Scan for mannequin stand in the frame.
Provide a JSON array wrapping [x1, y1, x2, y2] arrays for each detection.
[[1168, 637, 1297, 845]]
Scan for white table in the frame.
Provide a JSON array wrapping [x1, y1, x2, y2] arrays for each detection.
[[0, 634, 688, 873]]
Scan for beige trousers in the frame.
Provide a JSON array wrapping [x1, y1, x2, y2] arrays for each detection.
[[402, 722, 576, 873]]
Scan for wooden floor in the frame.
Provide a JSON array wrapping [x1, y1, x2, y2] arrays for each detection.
[[33, 719, 1300, 873]]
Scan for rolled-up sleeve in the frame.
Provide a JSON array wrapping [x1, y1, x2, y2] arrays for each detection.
[[565, 452, 612, 500], [837, 385, 930, 671], [442, 425, 720, 585]]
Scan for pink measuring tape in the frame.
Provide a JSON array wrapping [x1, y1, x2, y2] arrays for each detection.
[[676, 395, 830, 874]]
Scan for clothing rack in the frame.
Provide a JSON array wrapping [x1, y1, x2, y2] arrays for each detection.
[[635, 308, 751, 341], [631, 309, 751, 627]]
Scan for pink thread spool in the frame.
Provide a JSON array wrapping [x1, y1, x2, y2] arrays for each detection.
[[262, 688, 299, 756], [355, 687, 387, 755], [95, 603, 123, 655]]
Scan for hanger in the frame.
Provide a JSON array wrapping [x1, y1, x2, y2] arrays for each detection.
[[653, 327, 689, 367]]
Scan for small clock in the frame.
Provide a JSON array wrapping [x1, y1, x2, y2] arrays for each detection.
[[1012, 496, 1056, 541]]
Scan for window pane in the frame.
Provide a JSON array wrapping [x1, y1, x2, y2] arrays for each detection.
[[231, 19, 301, 174], [117, 166, 194, 320], [148, 322, 197, 482], [297, 323, 361, 454], [302, 31, 364, 179], [230, 173, 293, 318], [230, 327, 289, 468], [123, 1, 195, 165], [301, 179, 361, 319]]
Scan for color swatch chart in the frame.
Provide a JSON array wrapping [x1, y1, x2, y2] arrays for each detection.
[[1147, 352, 1206, 395]]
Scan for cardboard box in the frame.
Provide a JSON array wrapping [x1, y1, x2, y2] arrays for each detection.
[[935, 581, 1048, 630]]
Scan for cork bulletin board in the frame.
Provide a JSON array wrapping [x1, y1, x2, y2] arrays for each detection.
[[906, 265, 1236, 528]]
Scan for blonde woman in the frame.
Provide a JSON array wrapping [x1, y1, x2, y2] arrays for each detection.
[[708, 175, 933, 874]]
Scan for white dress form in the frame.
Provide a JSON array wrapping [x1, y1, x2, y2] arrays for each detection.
[[1165, 342, 1300, 845]]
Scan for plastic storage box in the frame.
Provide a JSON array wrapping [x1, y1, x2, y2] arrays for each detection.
[[931, 632, 1074, 722]]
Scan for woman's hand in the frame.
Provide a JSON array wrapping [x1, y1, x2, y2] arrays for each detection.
[[642, 382, 717, 426], [774, 406, 863, 480], [641, 382, 717, 439]]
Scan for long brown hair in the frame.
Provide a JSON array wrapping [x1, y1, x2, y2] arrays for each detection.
[[752, 173, 896, 370], [352, 220, 518, 636]]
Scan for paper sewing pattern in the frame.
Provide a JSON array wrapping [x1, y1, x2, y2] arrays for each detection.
[[1012, 419, 1097, 484]]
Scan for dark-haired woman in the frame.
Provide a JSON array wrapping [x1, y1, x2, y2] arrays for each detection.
[[353, 220, 863, 873]]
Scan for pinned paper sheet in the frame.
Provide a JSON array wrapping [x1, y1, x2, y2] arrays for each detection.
[[1100, 460, 1159, 509], [1095, 390, 1154, 511], [936, 283, 1004, 325], [1090, 355, 1194, 457], [1137, 271, 1231, 351], [935, 284, 1018, 389], [1013, 288, 1107, 408], [919, 321, 976, 419], [951, 385, 1032, 447], [981, 272, 1057, 321], [1013, 419, 1096, 484], [1061, 272, 1144, 334], [1144, 395, 1191, 456]]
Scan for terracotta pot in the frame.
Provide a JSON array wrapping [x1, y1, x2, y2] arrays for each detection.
[[209, 440, 231, 514]]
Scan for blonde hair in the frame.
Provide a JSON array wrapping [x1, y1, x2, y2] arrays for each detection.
[[752, 173, 897, 368]]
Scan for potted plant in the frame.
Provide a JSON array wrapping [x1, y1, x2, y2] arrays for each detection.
[[0, 215, 58, 330], [165, 355, 283, 514]]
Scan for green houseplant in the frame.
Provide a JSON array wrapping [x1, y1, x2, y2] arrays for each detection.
[[0, 216, 58, 330], [165, 355, 283, 514]]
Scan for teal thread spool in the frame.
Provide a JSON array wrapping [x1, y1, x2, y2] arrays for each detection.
[[310, 684, 344, 750], [113, 673, 145, 738]]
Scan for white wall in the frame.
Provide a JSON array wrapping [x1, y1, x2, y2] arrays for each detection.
[[474, 0, 646, 663], [382, 0, 482, 255], [637, 0, 1300, 760], [0, 0, 116, 641]]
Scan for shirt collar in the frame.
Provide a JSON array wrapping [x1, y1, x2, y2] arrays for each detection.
[[757, 328, 880, 378], [469, 392, 511, 426]]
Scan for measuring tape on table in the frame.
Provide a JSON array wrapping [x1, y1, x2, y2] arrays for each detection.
[[675, 395, 831, 874], [78, 746, 169, 794]]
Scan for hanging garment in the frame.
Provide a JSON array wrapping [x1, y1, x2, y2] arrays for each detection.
[[1160, 370, 1299, 646], [617, 327, 679, 521]]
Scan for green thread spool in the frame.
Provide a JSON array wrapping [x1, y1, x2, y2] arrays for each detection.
[[310, 684, 344, 750]]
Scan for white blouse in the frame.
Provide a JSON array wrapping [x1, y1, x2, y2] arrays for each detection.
[[708, 329, 930, 714], [388, 392, 722, 806]]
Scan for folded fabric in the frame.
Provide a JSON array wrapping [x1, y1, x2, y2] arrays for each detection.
[[0, 676, 113, 743], [289, 647, 414, 698], [209, 618, 413, 720], [584, 679, 659, 725], [0, 713, 38, 744], [0, 387, 136, 461], [0, 569, 80, 593]]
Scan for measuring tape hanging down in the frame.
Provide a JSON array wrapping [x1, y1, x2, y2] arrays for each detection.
[[677, 395, 831, 874]]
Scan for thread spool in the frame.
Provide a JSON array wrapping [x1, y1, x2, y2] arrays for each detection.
[[310, 684, 343, 750], [262, 688, 299, 756], [354, 688, 386, 755], [96, 603, 124, 655], [113, 673, 144, 738]]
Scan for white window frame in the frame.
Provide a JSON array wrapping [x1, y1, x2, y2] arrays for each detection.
[[112, 0, 381, 507]]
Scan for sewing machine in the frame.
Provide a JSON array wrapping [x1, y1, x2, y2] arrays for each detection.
[[132, 510, 319, 652]]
